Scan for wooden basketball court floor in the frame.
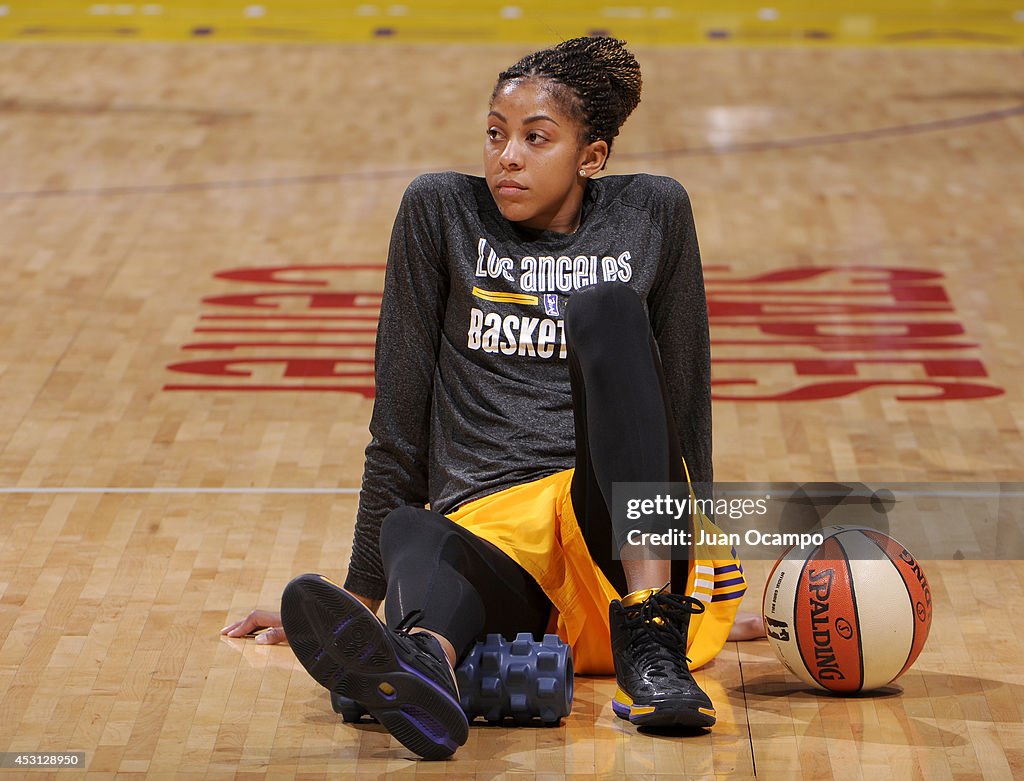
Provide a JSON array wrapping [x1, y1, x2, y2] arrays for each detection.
[[2, 4, 1024, 779]]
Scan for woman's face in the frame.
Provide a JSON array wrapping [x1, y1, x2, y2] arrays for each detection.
[[485, 78, 606, 234]]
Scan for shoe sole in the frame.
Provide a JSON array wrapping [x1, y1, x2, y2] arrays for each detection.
[[612, 689, 716, 729], [281, 574, 469, 760]]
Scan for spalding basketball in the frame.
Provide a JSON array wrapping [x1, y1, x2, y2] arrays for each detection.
[[761, 524, 932, 694]]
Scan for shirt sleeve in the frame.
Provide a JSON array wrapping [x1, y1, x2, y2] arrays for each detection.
[[647, 180, 714, 501], [343, 176, 449, 600]]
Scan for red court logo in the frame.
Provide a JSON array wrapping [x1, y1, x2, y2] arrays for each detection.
[[164, 263, 1002, 401], [705, 265, 1002, 401]]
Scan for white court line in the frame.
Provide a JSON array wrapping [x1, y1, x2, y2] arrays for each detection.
[[0, 487, 361, 494]]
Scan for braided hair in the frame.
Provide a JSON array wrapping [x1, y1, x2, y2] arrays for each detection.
[[492, 36, 642, 156]]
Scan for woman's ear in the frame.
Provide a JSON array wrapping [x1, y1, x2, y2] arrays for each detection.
[[578, 139, 609, 177]]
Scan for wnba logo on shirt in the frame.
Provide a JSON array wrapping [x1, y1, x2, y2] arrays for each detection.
[[544, 294, 560, 317]]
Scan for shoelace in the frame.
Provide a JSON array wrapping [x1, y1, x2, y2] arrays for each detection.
[[392, 609, 458, 693], [625, 589, 706, 680], [394, 609, 426, 634], [393, 610, 439, 655], [394, 609, 451, 665]]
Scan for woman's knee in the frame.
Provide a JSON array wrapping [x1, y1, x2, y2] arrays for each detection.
[[566, 282, 651, 358], [379, 506, 454, 564]]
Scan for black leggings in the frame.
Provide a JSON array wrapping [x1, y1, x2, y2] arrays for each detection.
[[379, 283, 690, 660]]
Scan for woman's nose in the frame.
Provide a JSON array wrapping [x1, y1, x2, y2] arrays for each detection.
[[499, 138, 523, 170]]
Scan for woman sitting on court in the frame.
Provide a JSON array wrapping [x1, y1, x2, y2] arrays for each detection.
[[223, 36, 762, 760]]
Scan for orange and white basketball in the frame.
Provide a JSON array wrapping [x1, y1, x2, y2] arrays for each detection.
[[761, 525, 932, 694]]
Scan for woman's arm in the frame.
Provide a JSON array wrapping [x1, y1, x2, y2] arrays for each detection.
[[344, 176, 450, 601], [647, 182, 769, 642], [219, 178, 449, 641], [647, 180, 713, 494]]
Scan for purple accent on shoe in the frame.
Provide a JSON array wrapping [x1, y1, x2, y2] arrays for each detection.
[[400, 705, 457, 751], [611, 699, 632, 719], [331, 615, 355, 637], [359, 640, 380, 662], [394, 655, 462, 712]]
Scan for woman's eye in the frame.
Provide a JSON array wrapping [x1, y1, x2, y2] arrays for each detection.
[[526, 132, 545, 143], [486, 128, 502, 140]]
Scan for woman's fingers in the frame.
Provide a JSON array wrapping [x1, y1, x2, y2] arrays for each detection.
[[220, 609, 283, 638], [254, 625, 287, 644]]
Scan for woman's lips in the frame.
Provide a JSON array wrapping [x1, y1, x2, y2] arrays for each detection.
[[496, 180, 527, 197]]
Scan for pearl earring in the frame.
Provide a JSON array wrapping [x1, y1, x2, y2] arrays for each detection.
[[579, 168, 587, 177]]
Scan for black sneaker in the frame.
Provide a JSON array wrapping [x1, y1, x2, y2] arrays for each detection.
[[609, 586, 716, 728], [280, 573, 469, 760]]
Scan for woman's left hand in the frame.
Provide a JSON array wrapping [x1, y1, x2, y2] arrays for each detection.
[[220, 609, 287, 645]]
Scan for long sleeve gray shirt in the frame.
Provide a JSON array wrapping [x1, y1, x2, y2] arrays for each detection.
[[343, 171, 712, 600]]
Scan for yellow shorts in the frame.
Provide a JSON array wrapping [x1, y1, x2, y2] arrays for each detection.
[[446, 468, 747, 675]]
